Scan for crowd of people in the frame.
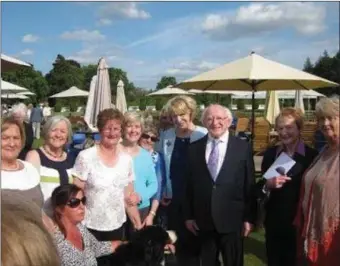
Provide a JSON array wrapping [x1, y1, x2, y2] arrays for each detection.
[[1, 95, 339, 266]]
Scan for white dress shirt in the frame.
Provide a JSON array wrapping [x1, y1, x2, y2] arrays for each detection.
[[205, 130, 229, 177]]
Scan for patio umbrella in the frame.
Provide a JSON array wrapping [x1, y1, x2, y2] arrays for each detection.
[[294, 90, 305, 114], [147, 85, 194, 96], [116, 80, 127, 114], [265, 90, 280, 125], [84, 75, 97, 129], [49, 86, 89, 98], [18, 91, 35, 96], [177, 52, 339, 139], [1, 54, 31, 72], [1, 93, 29, 99], [1, 79, 29, 94], [86, 58, 112, 129]]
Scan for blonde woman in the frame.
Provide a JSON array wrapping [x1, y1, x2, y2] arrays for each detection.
[[120, 112, 158, 235], [158, 95, 207, 265], [295, 96, 340, 266]]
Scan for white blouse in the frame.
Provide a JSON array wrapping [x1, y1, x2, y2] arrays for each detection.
[[2, 160, 40, 190], [72, 146, 134, 231]]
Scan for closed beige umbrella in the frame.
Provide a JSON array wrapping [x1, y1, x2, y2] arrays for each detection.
[[294, 90, 305, 114], [265, 90, 280, 125], [116, 80, 127, 114], [89, 58, 112, 128], [84, 75, 97, 130]]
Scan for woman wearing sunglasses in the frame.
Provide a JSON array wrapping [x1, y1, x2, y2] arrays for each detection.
[[52, 184, 121, 266], [138, 124, 166, 228]]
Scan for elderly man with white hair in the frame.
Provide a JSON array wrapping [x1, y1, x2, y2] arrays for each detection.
[[11, 103, 34, 160], [183, 104, 257, 266]]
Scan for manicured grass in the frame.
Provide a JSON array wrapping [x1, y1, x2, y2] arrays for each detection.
[[33, 137, 267, 265], [244, 229, 266, 265]]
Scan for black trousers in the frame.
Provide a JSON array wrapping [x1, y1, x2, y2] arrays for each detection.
[[265, 225, 297, 266], [167, 201, 200, 266], [199, 230, 244, 266]]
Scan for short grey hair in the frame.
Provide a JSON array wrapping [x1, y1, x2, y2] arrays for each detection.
[[11, 103, 28, 118], [123, 111, 145, 129], [200, 104, 233, 125], [41, 115, 73, 144], [315, 95, 339, 119]]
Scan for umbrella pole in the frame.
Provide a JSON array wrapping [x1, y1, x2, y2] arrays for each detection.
[[251, 89, 255, 143]]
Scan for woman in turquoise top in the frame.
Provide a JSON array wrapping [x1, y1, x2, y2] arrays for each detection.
[[120, 111, 158, 237]]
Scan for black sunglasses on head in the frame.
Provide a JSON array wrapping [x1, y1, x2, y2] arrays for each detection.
[[141, 133, 159, 142], [67, 196, 87, 208]]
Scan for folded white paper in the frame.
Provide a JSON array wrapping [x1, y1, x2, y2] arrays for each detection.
[[263, 152, 296, 179]]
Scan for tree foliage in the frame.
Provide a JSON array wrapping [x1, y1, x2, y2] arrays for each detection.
[[156, 76, 177, 90], [302, 50, 340, 96]]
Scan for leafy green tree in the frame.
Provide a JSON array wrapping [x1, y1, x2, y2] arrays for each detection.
[[45, 54, 84, 96], [156, 76, 177, 90], [82, 64, 97, 91], [2, 67, 49, 102], [303, 57, 314, 73]]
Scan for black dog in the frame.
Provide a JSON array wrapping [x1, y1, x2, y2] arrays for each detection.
[[97, 226, 176, 266]]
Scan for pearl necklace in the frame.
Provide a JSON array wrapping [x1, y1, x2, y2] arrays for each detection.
[[43, 146, 64, 159]]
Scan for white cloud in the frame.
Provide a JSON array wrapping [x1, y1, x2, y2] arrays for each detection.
[[202, 2, 327, 40], [97, 18, 113, 26], [22, 34, 39, 43], [98, 2, 150, 21], [20, 49, 34, 56], [60, 30, 106, 42]]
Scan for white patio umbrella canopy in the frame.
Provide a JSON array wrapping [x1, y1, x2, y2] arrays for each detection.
[[49, 86, 89, 98], [265, 91, 280, 125], [1, 79, 29, 93], [1, 53, 31, 72], [116, 80, 127, 113], [1, 93, 29, 99], [294, 90, 305, 114], [86, 58, 112, 129], [18, 91, 35, 96], [177, 52, 338, 136], [147, 85, 194, 96], [178, 52, 339, 91], [188, 89, 236, 95]]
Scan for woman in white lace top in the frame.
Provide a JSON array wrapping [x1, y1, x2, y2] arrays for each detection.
[[73, 108, 142, 241]]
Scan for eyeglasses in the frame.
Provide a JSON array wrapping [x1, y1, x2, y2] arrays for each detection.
[[141, 133, 159, 142], [67, 196, 87, 208]]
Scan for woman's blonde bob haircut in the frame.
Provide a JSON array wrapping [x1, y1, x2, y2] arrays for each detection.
[[1, 116, 26, 149], [123, 111, 145, 130], [315, 95, 339, 119], [42, 115, 73, 145], [1, 191, 60, 266], [167, 95, 197, 120]]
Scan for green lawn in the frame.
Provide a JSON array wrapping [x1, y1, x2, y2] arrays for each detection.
[[33, 138, 267, 265], [244, 229, 266, 265]]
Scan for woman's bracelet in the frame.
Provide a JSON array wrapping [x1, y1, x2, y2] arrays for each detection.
[[149, 210, 156, 217]]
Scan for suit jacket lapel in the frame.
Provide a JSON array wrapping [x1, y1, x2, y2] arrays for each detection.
[[199, 136, 213, 181]]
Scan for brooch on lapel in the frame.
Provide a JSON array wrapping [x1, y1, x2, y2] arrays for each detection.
[[166, 140, 172, 147]]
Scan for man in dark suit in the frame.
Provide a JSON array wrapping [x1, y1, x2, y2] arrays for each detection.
[[183, 104, 257, 266]]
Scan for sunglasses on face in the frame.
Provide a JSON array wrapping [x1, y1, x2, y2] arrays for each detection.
[[141, 133, 159, 142], [67, 196, 87, 208]]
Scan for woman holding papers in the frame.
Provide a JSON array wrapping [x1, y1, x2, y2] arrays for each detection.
[[257, 108, 318, 266], [295, 96, 339, 266]]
